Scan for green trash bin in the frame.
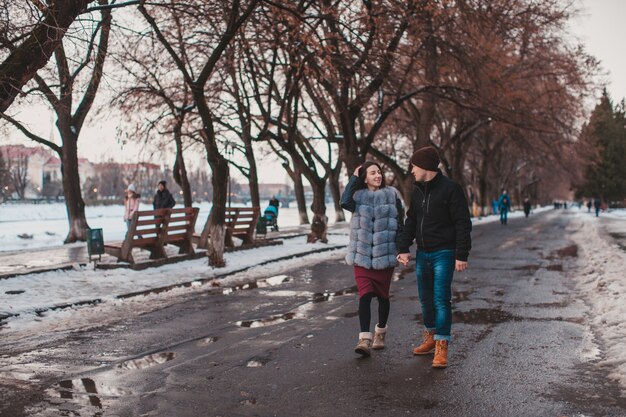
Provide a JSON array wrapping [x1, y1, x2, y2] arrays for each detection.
[[256, 216, 267, 236], [86, 228, 104, 261]]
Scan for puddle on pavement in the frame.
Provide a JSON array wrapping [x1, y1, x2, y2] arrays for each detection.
[[311, 286, 358, 303], [343, 311, 359, 318], [246, 354, 273, 368], [452, 290, 473, 302], [48, 377, 133, 416], [197, 337, 219, 346], [237, 312, 297, 328], [547, 264, 563, 271], [513, 264, 541, 272], [5, 290, 25, 295], [221, 275, 292, 295], [236, 284, 360, 328], [117, 352, 175, 370], [415, 308, 518, 325], [546, 244, 578, 260]]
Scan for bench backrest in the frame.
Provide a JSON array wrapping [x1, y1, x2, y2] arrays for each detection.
[[126, 209, 168, 247], [163, 207, 199, 243], [225, 207, 260, 234], [125, 208, 198, 247]]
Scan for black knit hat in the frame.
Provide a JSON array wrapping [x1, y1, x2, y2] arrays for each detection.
[[410, 146, 440, 171]]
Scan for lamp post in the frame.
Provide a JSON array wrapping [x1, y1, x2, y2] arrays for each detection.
[[225, 141, 234, 207]]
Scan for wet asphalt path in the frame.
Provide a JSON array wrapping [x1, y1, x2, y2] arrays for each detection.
[[2, 210, 626, 417]]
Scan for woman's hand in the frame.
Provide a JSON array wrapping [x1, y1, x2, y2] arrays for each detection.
[[353, 165, 361, 177]]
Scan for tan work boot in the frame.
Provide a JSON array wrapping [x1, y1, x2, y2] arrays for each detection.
[[355, 332, 372, 356], [372, 324, 387, 350], [412, 329, 436, 355], [432, 340, 449, 368]]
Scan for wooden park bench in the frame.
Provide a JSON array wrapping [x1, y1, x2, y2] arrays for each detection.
[[193, 207, 260, 249], [104, 207, 199, 264]]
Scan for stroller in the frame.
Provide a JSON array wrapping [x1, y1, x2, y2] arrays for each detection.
[[263, 204, 279, 232]]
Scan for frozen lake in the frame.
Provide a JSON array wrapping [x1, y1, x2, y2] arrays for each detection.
[[0, 201, 341, 252]]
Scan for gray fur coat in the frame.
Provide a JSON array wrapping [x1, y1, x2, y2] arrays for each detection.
[[344, 186, 401, 269]]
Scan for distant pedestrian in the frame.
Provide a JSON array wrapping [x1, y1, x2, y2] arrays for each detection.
[[397, 146, 472, 369], [587, 200, 592, 213], [498, 190, 511, 225], [492, 198, 499, 215], [523, 197, 531, 218], [341, 161, 404, 357], [153, 180, 176, 211], [123, 184, 141, 230], [594, 197, 601, 217]]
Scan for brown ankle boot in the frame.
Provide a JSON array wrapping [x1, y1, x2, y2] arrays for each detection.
[[412, 329, 436, 355], [372, 324, 386, 350], [355, 332, 372, 356], [432, 340, 448, 368]]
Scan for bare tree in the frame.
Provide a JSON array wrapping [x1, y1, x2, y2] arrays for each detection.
[[0, 0, 112, 242], [138, 0, 261, 267]]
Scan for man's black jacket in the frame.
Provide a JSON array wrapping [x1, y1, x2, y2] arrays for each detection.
[[397, 171, 472, 261], [153, 189, 176, 210]]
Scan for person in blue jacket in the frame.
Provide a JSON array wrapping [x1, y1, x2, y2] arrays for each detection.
[[498, 190, 511, 225]]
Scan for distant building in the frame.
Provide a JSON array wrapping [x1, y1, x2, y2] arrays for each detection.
[[0, 145, 97, 199], [258, 183, 292, 199]]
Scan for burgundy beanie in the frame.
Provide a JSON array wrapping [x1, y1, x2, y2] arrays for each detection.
[[410, 146, 440, 171]]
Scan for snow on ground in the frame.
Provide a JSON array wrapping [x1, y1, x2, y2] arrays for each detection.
[[569, 208, 626, 393], [0, 234, 349, 323], [0, 202, 339, 252]]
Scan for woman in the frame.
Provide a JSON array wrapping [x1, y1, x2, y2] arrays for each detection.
[[123, 184, 141, 231], [341, 161, 404, 356]]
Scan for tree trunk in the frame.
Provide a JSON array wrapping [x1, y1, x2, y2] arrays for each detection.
[[283, 165, 309, 225], [245, 141, 260, 208], [307, 179, 328, 243], [58, 130, 89, 243], [478, 154, 489, 216], [173, 121, 192, 207], [205, 158, 229, 267], [328, 166, 345, 222]]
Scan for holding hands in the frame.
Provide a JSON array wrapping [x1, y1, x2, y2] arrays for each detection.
[[396, 253, 410, 266]]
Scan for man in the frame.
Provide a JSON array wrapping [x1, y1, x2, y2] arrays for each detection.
[[397, 146, 472, 369], [593, 197, 601, 217], [153, 180, 176, 210], [498, 190, 511, 225], [523, 197, 531, 218]]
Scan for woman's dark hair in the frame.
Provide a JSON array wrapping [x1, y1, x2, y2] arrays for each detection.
[[356, 161, 386, 190]]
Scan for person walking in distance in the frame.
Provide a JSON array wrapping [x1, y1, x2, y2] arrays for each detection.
[[498, 190, 511, 225], [341, 161, 404, 357], [153, 180, 176, 210], [397, 146, 472, 368], [523, 197, 531, 218]]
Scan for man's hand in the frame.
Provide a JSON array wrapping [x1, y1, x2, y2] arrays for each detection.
[[397, 253, 410, 266], [455, 260, 468, 272]]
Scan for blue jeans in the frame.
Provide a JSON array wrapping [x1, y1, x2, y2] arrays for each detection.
[[500, 207, 508, 224], [415, 249, 455, 341]]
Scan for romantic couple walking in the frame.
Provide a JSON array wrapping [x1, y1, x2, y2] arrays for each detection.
[[341, 146, 472, 369]]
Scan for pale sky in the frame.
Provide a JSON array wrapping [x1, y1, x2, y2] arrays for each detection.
[[2, 0, 625, 182]]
